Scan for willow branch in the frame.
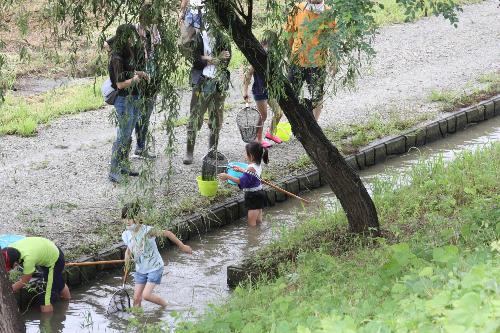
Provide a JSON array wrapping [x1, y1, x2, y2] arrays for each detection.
[[229, 0, 248, 24], [247, 0, 253, 28]]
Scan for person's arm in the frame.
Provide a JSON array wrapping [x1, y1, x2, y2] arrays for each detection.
[[285, 6, 297, 50], [242, 66, 254, 102], [163, 230, 192, 253], [124, 248, 132, 266], [12, 274, 32, 292], [112, 58, 141, 89], [179, 0, 189, 21], [135, 71, 150, 81], [116, 75, 140, 90], [104, 36, 115, 52], [218, 172, 240, 184]]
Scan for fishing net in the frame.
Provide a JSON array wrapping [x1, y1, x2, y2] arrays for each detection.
[[201, 148, 228, 181], [236, 105, 262, 143], [107, 287, 130, 315]]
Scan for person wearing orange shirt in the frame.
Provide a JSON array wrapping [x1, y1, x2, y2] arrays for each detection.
[[285, 0, 335, 121]]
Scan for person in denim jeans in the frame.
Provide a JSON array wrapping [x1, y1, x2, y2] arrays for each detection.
[[133, 4, 162, 158], [108, 24, 148, 183], [105, 8, 160, 160]]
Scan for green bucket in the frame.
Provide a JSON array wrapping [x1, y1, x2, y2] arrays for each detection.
[[197, 176, 218, 197]]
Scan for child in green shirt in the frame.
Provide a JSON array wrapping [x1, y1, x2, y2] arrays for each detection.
[[2, 237, 71, 313]]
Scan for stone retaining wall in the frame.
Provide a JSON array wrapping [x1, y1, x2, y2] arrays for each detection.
[[15, 96, 500, 309]]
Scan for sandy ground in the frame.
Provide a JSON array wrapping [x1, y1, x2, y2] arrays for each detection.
[[1, 0, 499, 253]]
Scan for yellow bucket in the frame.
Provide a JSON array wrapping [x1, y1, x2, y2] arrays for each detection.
[[197, 176, 218, 197], [276, 122, 292, 142]]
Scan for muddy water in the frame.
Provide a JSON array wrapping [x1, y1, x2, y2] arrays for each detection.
[[24, 117, 500, 332]]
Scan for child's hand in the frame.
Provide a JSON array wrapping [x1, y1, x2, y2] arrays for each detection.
[[232, 166, 245, 173], [181, 245, 192, 254], [218, 173, 228, 181]]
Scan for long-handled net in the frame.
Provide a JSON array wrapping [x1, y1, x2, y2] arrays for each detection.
[[201, 148, 228, 181], [106, 268, 130, 315], [236, 104, 262, 143]]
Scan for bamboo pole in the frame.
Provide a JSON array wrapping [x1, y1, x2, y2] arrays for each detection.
[[260, 179, 311, 204], [65, 259, 125, 267], [224, 165, 311, 204]]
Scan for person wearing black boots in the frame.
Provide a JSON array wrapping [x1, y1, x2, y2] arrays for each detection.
[[183, 21, 231, 165]]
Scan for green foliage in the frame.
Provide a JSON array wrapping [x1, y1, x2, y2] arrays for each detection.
[[0, 79, 105, 136], [178, 142, 500, 332]]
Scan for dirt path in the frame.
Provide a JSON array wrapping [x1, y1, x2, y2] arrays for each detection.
[[1, 0, 499, 253]]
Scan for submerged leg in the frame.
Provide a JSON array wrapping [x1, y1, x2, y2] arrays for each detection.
[[142, 282, 167, 307], [247, 209, 260, 227], [133, 283, 146, 307]]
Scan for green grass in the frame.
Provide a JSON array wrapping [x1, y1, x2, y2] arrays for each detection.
[[373, 0, 485, 26], [428, 71, 500, 112], [177, 142, 500, 332], [229, 46, 247, 71], [325, 110, 431, 154], [0, 78, 105, 136], [289, 154, 313, 172]]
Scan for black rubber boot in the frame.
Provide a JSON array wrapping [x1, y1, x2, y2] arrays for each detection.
[[183, 140, 195, 165], [209, 130, 220, 150]]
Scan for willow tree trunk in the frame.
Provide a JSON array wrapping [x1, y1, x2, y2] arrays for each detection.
[[0, 256, 26, 333], [210, 0, 380, 235]]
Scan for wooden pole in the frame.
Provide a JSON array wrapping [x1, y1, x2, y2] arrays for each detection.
[[260, 178, 311, 204], [65, 259, 125, 267], [226, 166, 311, 204]]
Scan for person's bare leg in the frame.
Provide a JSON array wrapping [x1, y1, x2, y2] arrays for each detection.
[[256, 209, 263, 224], [59, 284, 71, 300], [133, 283, 146, 307], [40, 304, 54, 313], [142, 282, 167, 307], [247, 209, 260, 227], [255, 100, 268, 142], [313, 100, 324, 121]]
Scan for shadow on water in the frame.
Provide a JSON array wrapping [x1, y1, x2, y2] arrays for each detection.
[[24, 117, 500, 332]]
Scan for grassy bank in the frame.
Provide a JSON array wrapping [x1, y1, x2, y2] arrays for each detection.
[[0, 78, 105, 136], [428, 71, 500, 112], [373, 0, 485, 26], [176, 142, 500, 332]]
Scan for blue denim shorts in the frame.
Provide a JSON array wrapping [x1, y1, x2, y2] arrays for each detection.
[[134, 267, 163, 285]]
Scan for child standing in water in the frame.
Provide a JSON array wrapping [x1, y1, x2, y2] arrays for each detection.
[[121, 204, 192, 307], [219, 142, 269, 226]]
